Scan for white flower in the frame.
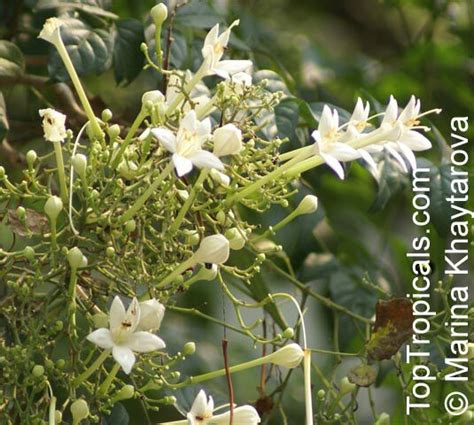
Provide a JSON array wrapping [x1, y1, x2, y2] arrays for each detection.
[[137, 299, 165, 332], [312, 105, 359, 179], [86, 297, 166, 374], [268, 343, 304, 368], [380, 95, 432, 170], [38, 17, 63, 46], [201, 20, 252, 80], [187, 390, 261, 425], [349, 97, 370, 129], [150, 3, 168, 26], [193, 234, 230, 265], [151, 110, 223, 177], [213, 124, 243, 156], [39, 108, 67, 142], [142, 90, 165, 106]]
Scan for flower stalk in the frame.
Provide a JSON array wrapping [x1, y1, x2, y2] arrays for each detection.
[[53, 141, 68, 204]]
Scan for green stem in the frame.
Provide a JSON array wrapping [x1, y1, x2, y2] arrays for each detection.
[[119, 162, 173, 223], [170, 169, 209, 232], [111, 108, 148, 169], [98, 362, 120, 396], [53, 141, 68, 204], [156, 257, 196, 289], [73, 349, 111, 387], [48, 396, 56, 425], [68, 269, 78, 337], [226, 149, 312, 206], [55, 37, 103, 140], [252, 211, 298, 242], [155, 24, 164, 69]]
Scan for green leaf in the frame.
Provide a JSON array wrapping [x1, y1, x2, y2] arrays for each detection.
[[370, 155, 409, 212], [428, 163, 457, 237], [254, 70, 289, 94], [275, 97, 299, 141], [0, 92, 8, 142], [113, 18, 144, 85], [103, 402, 129, 425], [0, 40, 25, 77], [48, 17, 114, 81], [36, 0, 118, 19], [169, 31, 189, 70]]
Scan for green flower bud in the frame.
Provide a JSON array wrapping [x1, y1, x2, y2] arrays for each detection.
[[374, 413, 390, 425], [185, 230, 200, 246], [55, 411, 62, 423], [106, 246, 115, 258], [23, 246, 35, 261], [115, 385, 135, 401], [56, 359, 66, 369], [339, 377, 356, 396], [164, 395, 176, 404], [151, 3, 168, 26], [32, 365, 44, 377], [107, 124, 121, 140], [55, 321, 63, 331], [101, 109, 113, 122], [70, 399, 89, 423], [193, 234, 230, 265], [0, 166, 5, 179], [118, 160, 138, 180], [183, 342, 196, 356], [282, 327, 294, 339], [225, 228, 246, 250], [317, 389, 326, 400], [16, 206, 26, 220], [125, 219, 137, 233], [26, 150, 37, 167], [295, 195, 319, 216], [44, 196, 63, 222], [71, 154, 87, 176], [67, 247, 84, 270], [216, 210, 226, 225]]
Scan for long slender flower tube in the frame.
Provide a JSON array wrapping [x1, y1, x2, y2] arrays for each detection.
[[158, 389, 261, 425], [151, 110, 224, 177], [86, 297, 166, 374], [201, 20, 252, 79], [38, 18, 103, 140], [39, 108, 68, 203]]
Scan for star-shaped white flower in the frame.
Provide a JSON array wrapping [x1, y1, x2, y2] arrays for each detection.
[[86, 297, 166, 374], [187, 390, 261, 425], [381, 95, 432, 170], [312, 105, 359, 179], [39, 108, 67, 142], [151, 110, 224, 177], [201, 20, 252, 80]]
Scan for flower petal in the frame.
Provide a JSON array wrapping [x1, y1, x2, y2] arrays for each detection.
[[212, 405, 261, 424], [126, 331, 166, 353], [214, 60, 253, 77], [321, 152, 345, 180], [86, 328, 114, 349], [181, 110, 198, 132], [109, 296, 126, 330], [402, 130, 432, 151], [172, 154, 194, 177], [189, 151, 224, 171], [330, 143, 360, 162], [385, 145, 408, 173], [397, 142, 417, 171], [112, 346, 136, 374], [381, 95, 398, 126], [124, 297, 141, 333], [151, 128, 177, 153], [318, 105, 336, 138], [189, 390, 209, 418]]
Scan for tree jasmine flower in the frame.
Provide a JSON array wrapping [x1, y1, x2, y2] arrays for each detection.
[[86, 297, 166, 374], [39, 108, 67, 142], [212, 123, 243, 157], [159, 390, 261, 424], [193, 234, 230, 265], [202, 20, 252, 80], [312, 105, 360, 179], [151, 110, 223, 177], [137, 299, 166, 332]]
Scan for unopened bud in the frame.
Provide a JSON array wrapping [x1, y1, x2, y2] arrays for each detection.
[[72, 154, 87, 176], [26, 150, 37, 167], [67, 247, 84, 269], [183, 342, 196, 356], [196, 264, 218, 281], [114, 385, 135, 401], [295, 195, 318, 216], [151, 3, 168, 26], [282, 327, 294, 339], [339, 377, 356, 396], [193, 234, 229, 265], [44, 196, 63, 222], [70, 399, 89, 423], [101, 109, 113, 122], [107, 124, 121, 140], [225, 228, 246, 250], [268, 343, 304, 368], [16, 206, 26, 220]]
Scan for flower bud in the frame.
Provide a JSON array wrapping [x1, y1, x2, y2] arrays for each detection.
[[16, 206, 26, 220], [193, 234, 230, 265], [114, 385, 135, 401], [317, 389, 326, 400], [107, 124, 121, 140], [55, 410, 62, 423], [225, 228, 246, 250], [282, 327, 294, 339], [44, 196, 63, 222], [23, 246, 35, 261], [137, 299, 165, 331], [142, 90, 165, 107], [26, 150, 37, 167], [72, 154, 87, 176], [295, 195, 318, 216], [268, 343, 304, 368], [184, 229, 200, 246], [374, 413, 390, 425], [213, 124, 243, 157], [70, 399, 89, 423], [216, 210, 226, 225], [339, 377, 356, 395], [67, 247, 84, 270], [177, 189, 189, 202], [106, 246, 115, 258], [196, 264, 218, 281], [183, 342, 196, 355], [209, 169, 230, 187], [101, 109, 113, 122], [32, 365, 44, 377], [118, 160, 138, 180], [39, 108, 67, 142], [151, 3, 168, 26], [125, 219, 137, 233]]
